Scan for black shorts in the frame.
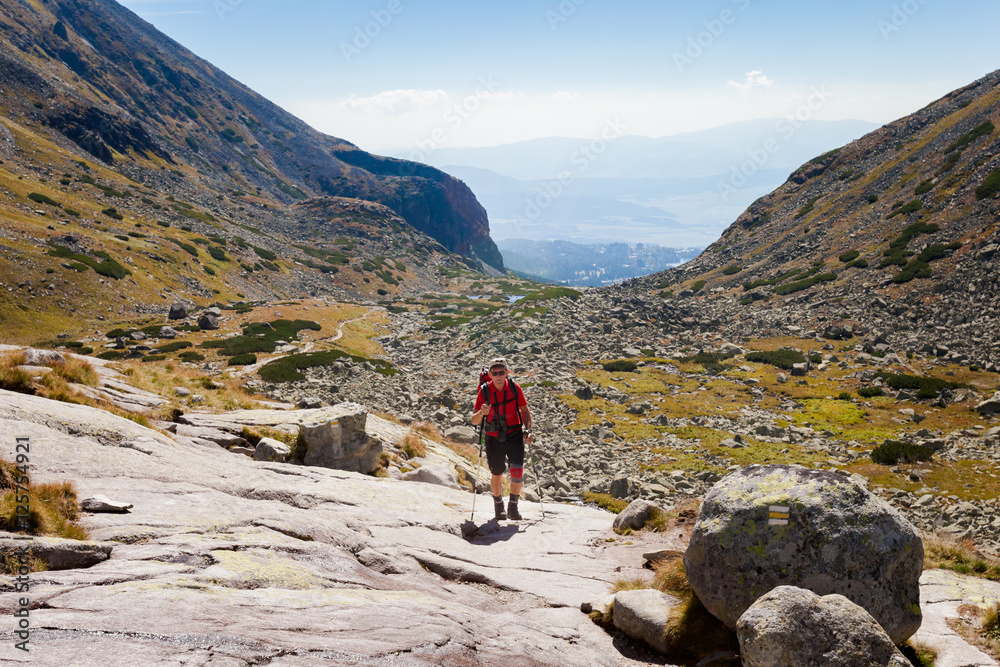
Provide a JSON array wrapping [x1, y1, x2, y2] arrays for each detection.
[[485, 430, 524, 476]]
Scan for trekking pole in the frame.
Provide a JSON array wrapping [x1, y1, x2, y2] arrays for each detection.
[[470, 419, 486, 522], [527, 434, 545, 519]]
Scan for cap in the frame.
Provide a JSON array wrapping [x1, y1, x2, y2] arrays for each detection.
[[488, 357, 508, 369]]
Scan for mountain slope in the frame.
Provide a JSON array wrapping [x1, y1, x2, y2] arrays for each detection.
[[0, 0, 502, 268], [637, 69, 1000, 365]]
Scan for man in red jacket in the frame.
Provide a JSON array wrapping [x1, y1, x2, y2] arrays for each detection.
[[471, 357, 534, 520]]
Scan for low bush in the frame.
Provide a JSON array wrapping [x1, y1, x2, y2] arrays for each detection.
[[252, 246, 276, 261], [207, 246, 229, 262], [102, 207, 124, 220], [227, 353, 257, 366], [722, 265, 742, 276], [603, 359, 638, 373], [691, 280, 707, 294], [887, 200, 923, 219], [773, 272, 836, 295], [155, 341, 193, 354], [745, 349, 807, 370], [879, 372, 960, 397], [28, 192, 60, 207], [795, 196, 821, 219], [838, 250, 860, 263], [914, 180, 934, 195], [870, 440, 934, 465], [976, 167, 1000, 200], [178, 351, 205, 363], [858, 386, 885, 398]]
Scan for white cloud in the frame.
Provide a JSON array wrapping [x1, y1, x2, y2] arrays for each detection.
[[339, 89, 449, 114], [728, 70, 774, 92]]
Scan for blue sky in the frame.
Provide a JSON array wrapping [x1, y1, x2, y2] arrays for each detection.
[[120, 0, 1000, 153]]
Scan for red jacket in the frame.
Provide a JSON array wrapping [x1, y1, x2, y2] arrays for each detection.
[[474, 380, 526, 436]]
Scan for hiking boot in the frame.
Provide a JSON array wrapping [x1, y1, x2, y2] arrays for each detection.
[[494, 500, 507, 520], [507, 501, 522, 521]]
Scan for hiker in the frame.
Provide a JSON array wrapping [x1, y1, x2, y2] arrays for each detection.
[[471, 357, 534, 521]]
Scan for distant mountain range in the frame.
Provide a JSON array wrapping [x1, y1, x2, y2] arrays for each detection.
[[388, 120, 879, 247]]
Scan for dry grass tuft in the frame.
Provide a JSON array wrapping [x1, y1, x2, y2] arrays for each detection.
[[401, 432, 427, 459], [610, 577, 652, 593], [924, 534, 1000, 581], [0, 459, 90, 575], [411, 421, 443, 440]]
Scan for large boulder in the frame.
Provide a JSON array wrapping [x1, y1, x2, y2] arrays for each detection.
[[612, 588, 680, 654], [684, 464, 923, 644], [0, 533, 112, 571], [976, 391, 1000, 417], [300, 403, 382, 474], [402, 463, 461, 489], [253, 437, 291, 463], [737, 586, 910, 667], [612, 499, 657, 532], [197, 313, 220, 331], [168, 302, 188, 320], [23, 348, 65, 366]]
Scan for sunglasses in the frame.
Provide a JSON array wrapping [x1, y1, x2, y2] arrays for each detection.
[[490, 369, 506, 376]]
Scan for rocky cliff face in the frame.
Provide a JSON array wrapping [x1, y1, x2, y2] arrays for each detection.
[[0, 0, 501, 271]]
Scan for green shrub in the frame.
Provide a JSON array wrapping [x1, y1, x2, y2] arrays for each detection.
[[870, 440, 933, 465], [227, 353, 257, 366], [837, 392, 852, 401], [722, 265, 742, 276], [102, 207, 123, 220], [887, 200, 923, 219], [866, 194, 878, 204], [838, 250, 860, 263], [914, 180, 934, 195], [878, 372, 960, 397], [603, 360, 638, 373], [46, 243, 130, 280], [203, 266, 216, 276], [773, 272, 836, 295], [140, 355, 168, 363], [155, 341, 193, 354], [63, 207, 80, 217], [858, 386, 884, 398], [745, 349, 807, 370], [945, 120, 995, 154], [178, 351, 205, 363], [28, 192, 60, 207], [252, 246, 276, 261], [976, 168, 1000, 200], [259, 350, 395, 383], [796, 196, 821, 219], [207, 246, 229, 262], [691, 280, 707, 294], [169, 238, 198, 256]]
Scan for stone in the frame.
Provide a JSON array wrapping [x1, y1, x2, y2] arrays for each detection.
[[205, 307, 223, 317], [684, 464, 923, 644], [975, 392, 1000, 417], [159, 326, 178, 339], [609, 475, 637, 499], [198, 313, 220, 331], [168, 302, 188, 320], [403, 463, 461, 489], [253, 437, 291, 463], [129, 331, 147, 341], [612, 499, 658, 532], [790, 362, 808, 377], [612, 588, 680, 654], [300, 403, 382, 474], [174, 387, 191, 397], [737, 586, 909, 667], [574, 385, 594, 400], [23, 348, 66, 366], [80, 495, 133, 512], [0, 533, 112, 571], [444, 425, 478, 444]]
